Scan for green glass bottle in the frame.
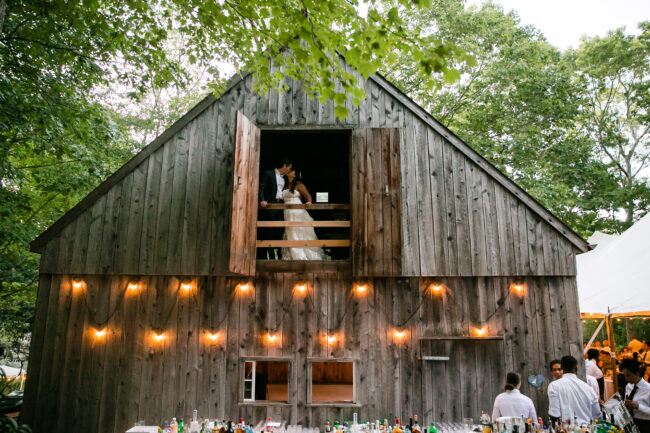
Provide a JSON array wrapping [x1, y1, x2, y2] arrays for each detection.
[[428, 423, 437, 433]]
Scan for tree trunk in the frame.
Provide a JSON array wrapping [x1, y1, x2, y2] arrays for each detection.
[[0, 0, 7, 36], [626, 318, 634, 345]]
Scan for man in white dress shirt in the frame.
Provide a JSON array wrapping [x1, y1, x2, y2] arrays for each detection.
[[621, 358, 650, 433], [492, 372, 537, 421], [586, 348, 604, 399], [548, 356, 601, 425]]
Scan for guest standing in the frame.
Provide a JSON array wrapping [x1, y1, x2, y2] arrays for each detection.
[[621, 358, 650, 433], [586, 349, 604, 399], [492, 372, 537, 421], [548, 356, 601, 425], [550, 359, 563, 380]]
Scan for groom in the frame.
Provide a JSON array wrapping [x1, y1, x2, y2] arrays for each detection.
[[257, 158, 292, 259]]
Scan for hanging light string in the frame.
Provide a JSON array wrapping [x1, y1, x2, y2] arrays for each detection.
[[147, 281, 182, 333], [79, 279, 130, 328]]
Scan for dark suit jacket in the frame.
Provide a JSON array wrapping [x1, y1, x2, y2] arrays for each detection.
[[259, 169, 280, 203]]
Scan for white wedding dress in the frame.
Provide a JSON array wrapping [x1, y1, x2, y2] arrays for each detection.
[[281, 189, 327, 260]]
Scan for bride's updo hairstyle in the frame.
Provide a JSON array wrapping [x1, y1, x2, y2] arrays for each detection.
[[285, 168, 303, 193]]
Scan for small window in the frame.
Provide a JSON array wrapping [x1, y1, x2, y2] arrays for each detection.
[[310, 361, 354, 403], [242, 360, 289, 402]]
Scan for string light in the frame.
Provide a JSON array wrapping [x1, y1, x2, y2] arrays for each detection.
[[127, 282, 140, 292], [72, 279, 84, 292], [237, 282, 252, 295], [265, 333, 279, 344], [511, 283, 525, 296], [206, 331, 220, 343], [152, 332, 167, 342], [294, 283, 308, 295], [326, 334, 338, 344], [93, 328, 107, 340], [392, 329, 408, 343], [472, 327, 487, 337], [354, 283, 368, 296], [180, 281, 194, 293], [428, 283, 444, 295]]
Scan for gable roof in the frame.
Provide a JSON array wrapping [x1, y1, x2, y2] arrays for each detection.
[[30, 70, 589, 253]]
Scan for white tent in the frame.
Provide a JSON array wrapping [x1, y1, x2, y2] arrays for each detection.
[[577, 212, 650, 317], [0, 365, 22, 378]]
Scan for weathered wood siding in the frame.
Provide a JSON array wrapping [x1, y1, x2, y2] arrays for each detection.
[[36, 73, 579, 277], [23, 273, 583, 432]]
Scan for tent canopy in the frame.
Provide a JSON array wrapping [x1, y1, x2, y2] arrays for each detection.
[[577, 213, 650, 317]]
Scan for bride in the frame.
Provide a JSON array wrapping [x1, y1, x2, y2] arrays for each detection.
[[281, 168, 328, 261]]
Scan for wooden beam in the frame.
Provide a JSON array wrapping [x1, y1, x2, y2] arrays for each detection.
[[418, 336, 504, 341], [261, 203, 350, 210], [257, 221, 350, 227], [255, 259, 350, 273], [255, 240, 350, 247]]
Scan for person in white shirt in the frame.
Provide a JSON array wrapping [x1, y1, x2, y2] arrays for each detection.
[[586, 349, 604, 399], [621, 358, 650, 433], [586, 375, 600, 400], [548, 356, 601, 425], [550, 359, 564, 380], [492, 372, 537, 421]]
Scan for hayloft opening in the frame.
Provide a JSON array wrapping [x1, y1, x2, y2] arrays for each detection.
[[257, 130, 351, 261], [310, 361, 354, 403]]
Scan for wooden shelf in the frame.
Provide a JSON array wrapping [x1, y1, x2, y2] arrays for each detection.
[[256, 240, 350, 248], [261, 203, 350, 210], [257, 220, 350, 227]]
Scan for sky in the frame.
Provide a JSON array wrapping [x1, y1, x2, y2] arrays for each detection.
[[468, 0, 650, 50]]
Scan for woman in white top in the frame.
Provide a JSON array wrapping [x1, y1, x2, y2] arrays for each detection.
[[492, 372, 538, 421]]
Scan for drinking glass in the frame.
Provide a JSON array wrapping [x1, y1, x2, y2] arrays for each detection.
[[463, 418, 474, 433]]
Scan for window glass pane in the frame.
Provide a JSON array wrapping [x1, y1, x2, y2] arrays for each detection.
[[311, 361, 354, 403], [244, 361, 253, 379], [242, 360, 289, 402]]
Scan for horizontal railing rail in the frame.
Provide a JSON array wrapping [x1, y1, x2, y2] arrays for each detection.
[[257, 220, 350, 227], [260, 203, 350, 210], [256, 240, 350, 248]]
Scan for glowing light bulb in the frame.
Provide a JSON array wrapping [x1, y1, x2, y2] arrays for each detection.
[[429, 284, 443, 294], [181, 282, 193, 292], [266, 333, 279, 344], [128, 282, 140, 292], [72, 280, 84, 291], [94, 328, 107, 339], [393, 329, 407, 341], [207, 332, 220, 342], [295, 284, 307, 294], [512, 283, 524, 294], [153, 332, 166, 342], [326, 334, 338, 344], [473, 327, 486, 337], [355, 284, 368, 295], [238, 283, 251, 293]]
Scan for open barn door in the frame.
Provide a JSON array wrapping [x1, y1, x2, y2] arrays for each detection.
[[351, 128, 402, 276], [229, 111, 261, 275]]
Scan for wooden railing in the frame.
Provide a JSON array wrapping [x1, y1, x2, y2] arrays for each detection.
[[257, 203, 350, 248]]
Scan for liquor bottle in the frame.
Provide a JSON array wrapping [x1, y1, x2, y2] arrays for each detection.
[[326, 419, 332, 433], [189, 411, 201, 433], [179, 418, 185, 433], [428, 422, 437, 433], [171, 418, 179, 433], [394, 419, 403, 433], [412, 415, 421, 433], [266, 418, 273, 433]]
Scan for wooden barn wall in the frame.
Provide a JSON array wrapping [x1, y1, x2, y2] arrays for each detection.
[[22, 273, 583, 433], [36, 71, 577, 277]]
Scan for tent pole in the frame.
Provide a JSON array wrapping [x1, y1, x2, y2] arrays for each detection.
[[606, 314, 618, 395]]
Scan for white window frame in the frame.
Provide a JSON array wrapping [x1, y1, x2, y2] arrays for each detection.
[[240, 357, 292, 404], [243, 360, 256, 402]]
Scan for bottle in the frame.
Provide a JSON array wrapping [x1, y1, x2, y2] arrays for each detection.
[[189, 411, 201, 433], [412, 416, 421, 433], [326, 420, 332, 433], [429, 422, 437, 433], [266, 418, 274, 433], [394, 419, 403, 433]]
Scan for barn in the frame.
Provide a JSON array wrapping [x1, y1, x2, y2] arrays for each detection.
[[21, 65, 589, 433]]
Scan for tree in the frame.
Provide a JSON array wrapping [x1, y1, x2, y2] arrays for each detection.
[[383, 0, 637, 237], [573, 23, 650, 228]]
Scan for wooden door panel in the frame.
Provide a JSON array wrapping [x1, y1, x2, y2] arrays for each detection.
[[229, 111, 261, 275], [351, 128, 402, 276], [421, 339, 505, 421]]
